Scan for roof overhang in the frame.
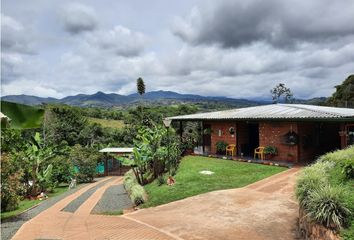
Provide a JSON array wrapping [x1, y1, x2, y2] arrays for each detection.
[[166, 104, 354, 123], [99, 147, 134, 153]]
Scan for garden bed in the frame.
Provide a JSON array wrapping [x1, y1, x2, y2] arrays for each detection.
[[141, 155, 286, 208], [1, 184, 71, 220], [296, 146, 354, 240]]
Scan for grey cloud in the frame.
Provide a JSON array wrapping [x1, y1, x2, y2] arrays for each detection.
[[173, 0, 354, 49], [1, 53, 23, 84], [1, 14, 35, 54], [61, 3, 97, 34], [86, 26, 148, 57]]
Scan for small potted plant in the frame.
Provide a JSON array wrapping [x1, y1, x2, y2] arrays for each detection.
[[216, 141, 228, 155], [181, 138, 195, 155], [203, 128, 213, 135], [264, 146, 278, 159]]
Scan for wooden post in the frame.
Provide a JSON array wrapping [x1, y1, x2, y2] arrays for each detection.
[[201, 121, 205, 154], [179, 121, 183, 141], [235, 122, 238, 156], [104, 156, 108, 176]]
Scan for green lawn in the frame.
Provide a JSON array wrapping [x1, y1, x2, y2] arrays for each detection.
[[142, 156, 287, 208], [88, 117, 125, 129], [1, 185, 69, 220]]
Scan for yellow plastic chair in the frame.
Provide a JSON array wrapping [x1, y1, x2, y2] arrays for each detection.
[[226, 144, 237, 157], [254, 147, 265, 160]]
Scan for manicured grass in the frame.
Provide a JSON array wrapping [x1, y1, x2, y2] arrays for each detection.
[[142, 156, 286, 208], [1, 185, 70, 220], [88, 117, 125, 129], [0, 199, 41, 220], [99, 210, 123, 216]]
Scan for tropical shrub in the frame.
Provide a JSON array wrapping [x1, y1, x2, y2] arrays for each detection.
[[123, 170, 148, 206], [70, 144, 99, 183], [130, 184, 148, 205], [319, 146, 354, 179], [296, 161, 332, 205], [296, 149, 353, 231], [0, 154, 24, 211], [123, 170, 137, 191], [306, 185, 351, 229], [126, 125, 181, 185]]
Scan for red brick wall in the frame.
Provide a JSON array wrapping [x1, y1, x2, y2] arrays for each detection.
[[259, 122, 299, 162], [207, 121, 236, 153]]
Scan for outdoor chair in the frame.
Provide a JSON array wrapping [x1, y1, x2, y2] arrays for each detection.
[[254, 147, 265, 160], [226, 144, 237, 157]]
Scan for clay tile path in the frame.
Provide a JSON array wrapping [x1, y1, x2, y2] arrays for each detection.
[[12, 168, 300, 240]]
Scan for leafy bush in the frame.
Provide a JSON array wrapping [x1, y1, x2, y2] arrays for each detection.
[[70, 144, 99, 183], [0, 154, 23, 211], [306, 185, 351, 229], [216, 141, 228, 154], [49, 155, 75, 186]]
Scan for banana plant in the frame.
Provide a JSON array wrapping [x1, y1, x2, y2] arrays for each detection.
[[25, 132, 54, 196]]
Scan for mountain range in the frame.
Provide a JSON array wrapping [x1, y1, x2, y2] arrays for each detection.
[[1, 90, 326, 108]]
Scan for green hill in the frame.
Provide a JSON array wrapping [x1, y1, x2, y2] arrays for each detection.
[[1, 101, 44, 129]]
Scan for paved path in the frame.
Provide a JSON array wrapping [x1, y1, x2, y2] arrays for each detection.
[[127, 167, 300, 240], [12, 177, 174, 240], [12, 168, 300, 240]]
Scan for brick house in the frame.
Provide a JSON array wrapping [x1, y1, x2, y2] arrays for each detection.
[[168, 104, 354, 163]]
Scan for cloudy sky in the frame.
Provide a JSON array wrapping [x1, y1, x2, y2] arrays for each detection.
[[2, 0, 354, 100]]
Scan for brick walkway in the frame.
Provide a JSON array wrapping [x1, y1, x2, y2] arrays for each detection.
[[127, 167, 301, 240], [12, 177, 175, 240], [12, 168, 300, 240]]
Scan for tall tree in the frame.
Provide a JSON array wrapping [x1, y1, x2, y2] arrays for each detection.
[[136, 77, 146, 125], [327, 75, 354, 108], [270, 83, 294, 103], [137, 77, 146, 96]]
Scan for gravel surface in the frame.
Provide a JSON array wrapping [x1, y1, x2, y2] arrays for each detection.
[[61, 178, 114, 213], [91, 184, 133, 214], [0, 183, 88, 240]]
